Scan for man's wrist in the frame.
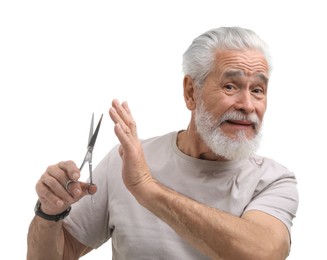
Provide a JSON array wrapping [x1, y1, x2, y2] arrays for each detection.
[[34, 200, 71, 222]]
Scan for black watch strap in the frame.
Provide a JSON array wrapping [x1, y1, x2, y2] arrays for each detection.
[[34, 200, 71, 222]]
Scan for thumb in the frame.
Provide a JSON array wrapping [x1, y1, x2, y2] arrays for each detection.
[[79, 182, 98, 196]]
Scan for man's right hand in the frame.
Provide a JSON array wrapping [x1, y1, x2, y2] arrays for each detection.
[[35, 160, 97, 216]]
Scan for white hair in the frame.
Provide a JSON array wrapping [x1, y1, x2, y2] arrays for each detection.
[[183, 27, 272, 88]]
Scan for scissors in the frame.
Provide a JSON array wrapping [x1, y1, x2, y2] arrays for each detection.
[[79, 113, 103, 186]]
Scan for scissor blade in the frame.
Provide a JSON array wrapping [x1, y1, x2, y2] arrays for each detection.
[[88, 113, 103, 149], [87, 113, 94, 148]]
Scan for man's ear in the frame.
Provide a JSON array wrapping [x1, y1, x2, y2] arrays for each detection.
[[183, 75, 197, 110]]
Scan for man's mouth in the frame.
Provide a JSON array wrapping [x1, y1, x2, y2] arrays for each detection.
[[224, 120, 256, 130]]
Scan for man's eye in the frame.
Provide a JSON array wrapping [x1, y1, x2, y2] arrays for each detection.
[[253, 88, 262, 93], [224, 84, 234, 91], [252, 88, 265, 94]]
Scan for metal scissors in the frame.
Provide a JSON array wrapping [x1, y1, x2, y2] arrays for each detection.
[[80, 113, 103, 186]]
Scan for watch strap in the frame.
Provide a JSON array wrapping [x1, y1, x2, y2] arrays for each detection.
[[34, 200, 71, 222]]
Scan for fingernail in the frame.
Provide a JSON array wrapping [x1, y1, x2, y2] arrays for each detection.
[[73, 172, 79, 180], [57, 200, 64, 207]]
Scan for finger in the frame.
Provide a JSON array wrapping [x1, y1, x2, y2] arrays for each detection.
[[37, 176, 92, 210], [112, 99, 131, 117], [110, 99, 138, 138], [64, 179, 79, 197], [71, 182, 98, 196], [46, 164, 70, 189], [67, 180, 98, 199], [57, 160, 80, 181], [40, 163, 80, 202], [121, 101, 138, 137], [118, 144, 124, 157], [121, 100, 131, 114], [109, 99, 128, 126], [36, 178, 72, 215], [87, 183, 97, 195], [110, 107, 137, 142], [39, 172, 76, 203], [114, 123, 137, 154], [46, 163, 82, 198], [109, 107, 130, 138]]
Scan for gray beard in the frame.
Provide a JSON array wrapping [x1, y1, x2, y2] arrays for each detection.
[[194, 102, 262, 161]]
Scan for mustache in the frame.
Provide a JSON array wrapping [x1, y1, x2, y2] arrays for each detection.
[[217, 111, 261, 129]]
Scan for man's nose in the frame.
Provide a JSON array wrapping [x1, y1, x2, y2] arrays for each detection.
[[234, 91, 255, 114]]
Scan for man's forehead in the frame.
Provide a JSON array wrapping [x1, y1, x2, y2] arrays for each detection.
[[213, 49, 269, 81]]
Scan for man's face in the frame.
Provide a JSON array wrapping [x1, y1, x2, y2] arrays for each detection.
[[194, 49, 269, 160]]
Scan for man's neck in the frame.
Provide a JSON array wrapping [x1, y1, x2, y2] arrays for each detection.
[[176, 129, 228, 162]]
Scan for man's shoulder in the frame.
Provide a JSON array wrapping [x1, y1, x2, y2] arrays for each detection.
[[140, 131, 176, 146], [252, 154, 292, 170], [250, 154, 296, 182]]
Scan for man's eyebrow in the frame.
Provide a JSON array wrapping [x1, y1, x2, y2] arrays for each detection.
[[256, 73, 269, 84], [223, 70, 269, 84], [223, 70, 244, 78]]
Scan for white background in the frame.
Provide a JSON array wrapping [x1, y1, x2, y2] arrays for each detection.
[[1, 1, 326, 259]]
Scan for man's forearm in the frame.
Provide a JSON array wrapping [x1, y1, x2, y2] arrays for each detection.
[[136, 181, 288, 260], [27, 216, 64, 260]]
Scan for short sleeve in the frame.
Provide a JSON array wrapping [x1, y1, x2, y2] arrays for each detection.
[[244, 175, 299, 234]]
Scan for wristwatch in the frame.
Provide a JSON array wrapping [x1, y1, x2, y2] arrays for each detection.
[[34, 200, 71, 222]]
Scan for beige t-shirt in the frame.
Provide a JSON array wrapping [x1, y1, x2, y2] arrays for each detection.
[[64, 131, 299, 259]]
